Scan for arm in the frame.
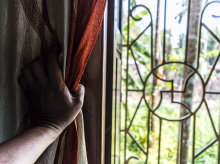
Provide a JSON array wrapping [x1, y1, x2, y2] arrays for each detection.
[[0, 44, 84, 164], [0, 125, 60, 163]]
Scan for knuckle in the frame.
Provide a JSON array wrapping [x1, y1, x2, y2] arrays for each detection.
[[74, 96, 84, 107], [21, 66, 29, 74], [31, 60, 40, 67]]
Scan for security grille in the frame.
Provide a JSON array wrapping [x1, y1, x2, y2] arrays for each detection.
[[121, 0, 220, 163]]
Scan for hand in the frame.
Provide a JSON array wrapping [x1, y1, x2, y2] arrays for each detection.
[[17, 44, 84, 134]]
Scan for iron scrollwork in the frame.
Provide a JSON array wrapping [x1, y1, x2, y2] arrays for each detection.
[[123, 0, 220, 163]]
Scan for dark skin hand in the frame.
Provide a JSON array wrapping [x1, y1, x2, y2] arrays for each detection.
[[0, 44, 84, 164]]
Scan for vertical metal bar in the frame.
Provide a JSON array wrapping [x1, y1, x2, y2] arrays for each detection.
[[114, 59, 118, 164], [184, 0, 191, 63], [151, 23, 154, 70], [218, 99, 220, 164], [155, 0, 160, 65], [151, 0, 154, 70], [145, 110, 151, 163], [196, 9, 203, 69], [119, 61, 122, 164], [192, 115, 196, 164], [162, 0, 167, 63], [178, 121, 183, 164], [176, 131, 179, 164], [124, 0, 130, 163], [158, 118, 162, 164], [171, 80, 174, 102], [218, 140, 220, 164]]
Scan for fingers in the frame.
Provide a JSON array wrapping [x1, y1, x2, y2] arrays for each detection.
[[46, 44, 64, 86], [30, 56, 48, 87], [18, 55, 48, 93], [17, 76, 28, 92], [21, 65, 38, 92], [18, 43, 64, 93]]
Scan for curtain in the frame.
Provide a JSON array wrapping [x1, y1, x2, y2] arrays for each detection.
[[0, 0, 106, 163]]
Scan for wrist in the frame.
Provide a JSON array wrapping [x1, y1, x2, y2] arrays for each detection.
[[26, 123, 64, 141]]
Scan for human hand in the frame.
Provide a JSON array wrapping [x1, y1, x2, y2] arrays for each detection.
[[17, 44, 84, 135]]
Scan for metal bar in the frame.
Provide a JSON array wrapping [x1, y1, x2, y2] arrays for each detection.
[[114, 58, 118, 164], [171, 80, 174, 103], [184, 0, 191, 63], [196, 1, 220, 69], [146, 110, 151, 162], [162, 0, 167, 63], [172, 101, 192, 114], [131, 49, 144, 84], [192, 115, 196, 164], [204, 100, 218, 138], [128, 96, 143, 130], [218, 140, 220, 164], [176, 130, 179, 164], [126, 156, 139, 164], [178, 121, 183, 164], [128, 132, 146, 154], [205, 53, 220, 86], [153, 91, 163, 112], [154, 0, 161, 68], [202, 23, 220, 44], [144, 97, 192, 122], [218, 98, 220, 164], [206, 91, 220, 94], [194, 139, 217, 159], [124, 0, 130, 162], [196, 6, 203, 69], [158, 119, 162, 164], [151, 7, 154, 70], [130, 23, 151, 46], [122, 1, 220, 164]]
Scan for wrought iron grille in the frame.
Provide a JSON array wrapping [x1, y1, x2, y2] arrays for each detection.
[[121, 0, 220, 163]]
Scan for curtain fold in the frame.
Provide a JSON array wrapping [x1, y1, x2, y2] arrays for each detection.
[[55, 0, 107, 163]]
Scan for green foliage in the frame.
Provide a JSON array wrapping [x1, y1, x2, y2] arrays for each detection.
[[133, 10, 149, 20], [123, 9, 149, 43], [200, 49, 219, 59], [121, 103, 220, 163], [121, 1, 220, 163]]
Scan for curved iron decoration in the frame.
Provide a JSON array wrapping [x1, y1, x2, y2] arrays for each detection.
[[125, 155, 139, 164], [124, 1, 154, 163], [144, 61, 205, 121], [122, 0, 220, 163]]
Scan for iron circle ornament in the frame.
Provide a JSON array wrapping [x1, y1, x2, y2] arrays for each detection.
[[143, 62, 205, 121]]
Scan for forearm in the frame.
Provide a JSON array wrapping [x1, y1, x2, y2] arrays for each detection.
[[1, 44, 84, 163], [0, 126, 61, 164]]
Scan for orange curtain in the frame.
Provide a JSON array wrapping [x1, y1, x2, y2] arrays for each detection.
[[54, 0, 107, 163]]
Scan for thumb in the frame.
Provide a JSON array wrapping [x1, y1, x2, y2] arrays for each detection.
[[71, 84, 85, 104]]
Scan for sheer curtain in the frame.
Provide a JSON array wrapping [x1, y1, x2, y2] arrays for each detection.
[[0, 0, 106, 163]]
